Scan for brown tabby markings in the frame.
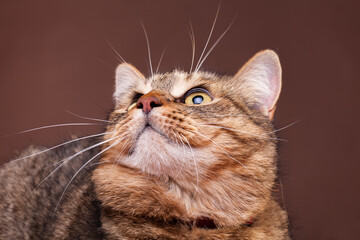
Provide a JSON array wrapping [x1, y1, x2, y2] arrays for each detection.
[[0, 50, 290, 239], [92, 51, 288, 237]]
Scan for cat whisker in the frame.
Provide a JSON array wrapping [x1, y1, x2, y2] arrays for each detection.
[[194, 3, 220, 72], [171, 130, 180, 145], [65, 110, 113, 123], [53, 135, 123, 218], [195, 16, 235, 72], [34, 135, 124, 191], [262, 120, 300, 135], [156, 46, 167, 74], [106, 39, 145, 80], [188, 21, 196, 73], [192, 114, 269, 120], [5, 131, 115, 166], [173, 131, 186, 179], [97, 57, 116, 70], [14, 123, 106, 135], [179, 133, 199, 194], [106, 39, 127, 63], [88, 160, 112, 167], [278, 178, 291, 228], [113, 138, 131, 166], [140, 22, 154, 77], [185, 129, 252, 175], [193, 123, 285, 141]]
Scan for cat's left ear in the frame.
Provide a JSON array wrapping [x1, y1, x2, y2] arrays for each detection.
[[233, 50, 282, 119], [113, 63, 145, 107]]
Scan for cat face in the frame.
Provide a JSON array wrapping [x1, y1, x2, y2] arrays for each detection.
[[96, 50, 282, 225]]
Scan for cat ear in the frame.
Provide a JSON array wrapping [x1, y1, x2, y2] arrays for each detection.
[[113, 63, 145, 105], [233, 50, 282, 119]]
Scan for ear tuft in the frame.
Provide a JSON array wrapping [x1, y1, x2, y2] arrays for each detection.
[[113, 63, 145, 105], [234, 50, 282, 119]]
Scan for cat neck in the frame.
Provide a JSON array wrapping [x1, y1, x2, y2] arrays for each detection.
[[92, 163, 267, 227]]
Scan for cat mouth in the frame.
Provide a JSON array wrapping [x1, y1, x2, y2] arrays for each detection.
[[141, 123, 159, 135], [139, 121, 169, 141]]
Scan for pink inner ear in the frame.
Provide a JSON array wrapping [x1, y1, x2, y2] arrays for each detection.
[[113, 63, 145, 105], [234, 50, 282, 117], [266, 70, 282, 112]]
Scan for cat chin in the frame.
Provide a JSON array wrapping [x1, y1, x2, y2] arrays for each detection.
[[118, 127, 215, 186]]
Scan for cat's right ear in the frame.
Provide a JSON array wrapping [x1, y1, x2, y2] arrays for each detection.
[[113, 63, 145, 106], [232, 50, 282, 120]]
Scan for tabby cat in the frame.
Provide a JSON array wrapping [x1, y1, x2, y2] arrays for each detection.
[[0, 50, 290, 239]]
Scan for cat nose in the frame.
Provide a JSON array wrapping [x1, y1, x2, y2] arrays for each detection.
[[136, 92, 163, 113]]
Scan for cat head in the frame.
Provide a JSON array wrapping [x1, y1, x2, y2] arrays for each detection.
[[94, 50, 282, 226]]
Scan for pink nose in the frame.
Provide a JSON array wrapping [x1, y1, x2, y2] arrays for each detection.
[[136, 94, 162, 113]]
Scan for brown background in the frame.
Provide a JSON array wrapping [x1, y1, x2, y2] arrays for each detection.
[[1, 0, 359, 239]]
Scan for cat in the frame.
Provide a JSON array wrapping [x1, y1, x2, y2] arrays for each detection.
[[0, 49, 290, 239]]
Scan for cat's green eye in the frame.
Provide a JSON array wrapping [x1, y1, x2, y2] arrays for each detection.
[[128, 102, 137, 111], [184, 88, 212, 105]]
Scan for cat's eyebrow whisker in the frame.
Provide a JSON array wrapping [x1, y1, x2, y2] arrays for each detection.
[[106, 39, 127, 63], [179, 133, 199, 195], [65, 110, 113, 123], [155, 46, 167, 74], [194, 3, 220, 72], [195, 16, 235, 72], [193, 123, 285, 141], [53, 136, 123, 218], [185, 129, 252, 175], [6, 131, 115, 166], [188, 21, 196, 73], [106, 39, 144, 80], [140, 22, 154, 78], [15, 123, 106, 135], [262, 120, 300, 135], [34, 135, 124, 191]]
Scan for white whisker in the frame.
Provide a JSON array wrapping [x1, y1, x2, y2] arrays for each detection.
[[188, 21, 196, 73], [140, 22, 154, 77], [173, 131, 186, 179], [53, 136, 123, 218], [262, 120, 300, 135], [88, 160, 112, 167], [186, 129, 252, 175], [195, 17, 235, 72], [194, 3, 220, 72], [34, 135, 123, 191], [96, 57, 115, 70], [156, 46, 167, 74], [193, 113, 268, 120], [179, 133, 199, 194], [279, 178, 291, 227], [106, 38, 127, 63], [17, 123, 105, 134], [193, 123, 284, 141], [113, 138, 131, 166], [65, 110, 113, 123], [6, 131, 114, 165]]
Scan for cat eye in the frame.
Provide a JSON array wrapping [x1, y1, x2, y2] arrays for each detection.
[[184, 88, 212, 105]]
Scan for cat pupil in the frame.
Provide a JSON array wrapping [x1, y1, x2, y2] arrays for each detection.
[[193, 95, 203, 104]]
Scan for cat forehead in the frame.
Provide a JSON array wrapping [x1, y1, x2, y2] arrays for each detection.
[[147, 70, 218, 97]]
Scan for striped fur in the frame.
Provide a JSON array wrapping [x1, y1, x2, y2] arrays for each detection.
[[0, 50, 290, 239]]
